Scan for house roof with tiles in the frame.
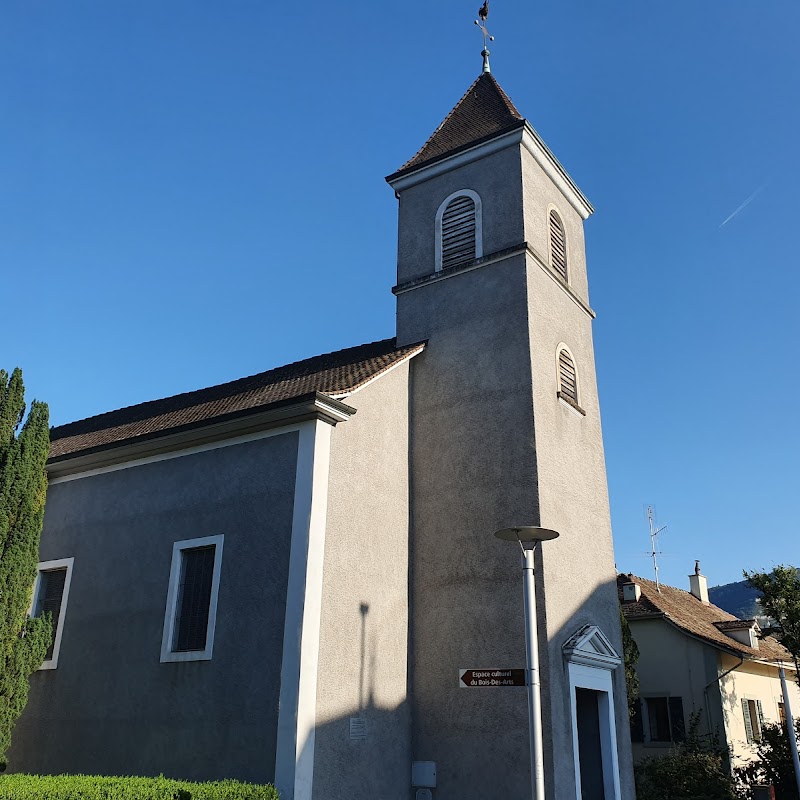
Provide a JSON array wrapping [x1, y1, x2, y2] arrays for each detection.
[[618, 573, 792, 663]]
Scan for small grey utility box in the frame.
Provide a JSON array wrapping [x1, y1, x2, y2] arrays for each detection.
[[411, 761, 437, 788]]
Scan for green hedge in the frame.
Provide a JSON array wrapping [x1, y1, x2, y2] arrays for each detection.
[[0, 774, 279, 799]]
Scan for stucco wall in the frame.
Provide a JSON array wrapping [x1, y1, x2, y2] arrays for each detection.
[[521, 145, 590, 304], [10, 432, 299, 784], [312, 362, 412, 799], [395, 136, 634, 799], [626, 618, 721, 762], [395, 144, 524, 286], [524, 195, 635, 799], [719, 655, 800, 766], [398, 249, 538, 800]]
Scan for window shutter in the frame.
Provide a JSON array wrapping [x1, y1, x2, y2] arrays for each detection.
[[174, 546, 216, 652], [441, 196, 477, 270], [36, 569, 68, 660], [558, 350, 578, 404], [549, 210, 567, 281], [742, 698, 754, 743], [756, 700, 766, 738], [630, 698, 645, 743], [669, 697, 686, 742]]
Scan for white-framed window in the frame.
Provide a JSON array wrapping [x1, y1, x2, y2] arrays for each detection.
[[435, 189, 483, 272], [563, 625, 623, 800], [549, 207, 568, 282], [160, 534, 224, 663], [30, 557, 75, 670]]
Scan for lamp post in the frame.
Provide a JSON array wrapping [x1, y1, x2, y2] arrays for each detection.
[[779, 662, 800, 797], [494, 526, 560, 800]]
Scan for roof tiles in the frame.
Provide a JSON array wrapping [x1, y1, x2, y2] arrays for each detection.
[[50, 338, 424, 461], [388, 72, 525, 180], [619, 573, 792, 662]]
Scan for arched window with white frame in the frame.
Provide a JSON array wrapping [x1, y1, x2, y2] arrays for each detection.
[[435, 190, 483, 272], [549, 208, 568, 282]]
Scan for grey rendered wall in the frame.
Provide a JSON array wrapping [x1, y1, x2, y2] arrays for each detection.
[[394, 137, 634, 798], [395, 145, 524, 285], [10, 432, 299, 784], [522, 147, 636, 799], [396, 144, 539, 800], [312, 362, 412, 800], [398, 251, 538, 800]]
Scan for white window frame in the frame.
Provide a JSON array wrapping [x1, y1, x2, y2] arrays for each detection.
[[30, 557, 75, 670], [563, 625, 623, 800], [160, 534, 224, 663], [435, 189, 483, 272]]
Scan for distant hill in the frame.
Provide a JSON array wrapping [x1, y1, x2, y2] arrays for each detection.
[[708, 579, 762, 620]]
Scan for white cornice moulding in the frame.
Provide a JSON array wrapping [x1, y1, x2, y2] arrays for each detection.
[[520, 125, 594, 220], [388, 125, 593, 221]]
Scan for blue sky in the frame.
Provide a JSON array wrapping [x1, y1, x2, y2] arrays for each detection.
[[3, 1, 798, 588]]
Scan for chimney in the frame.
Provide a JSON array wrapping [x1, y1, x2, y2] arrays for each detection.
[[622, 581, 641, 603], [689, 560, 709, 603]]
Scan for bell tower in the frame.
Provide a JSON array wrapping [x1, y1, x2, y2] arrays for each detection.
[[387, 62, 635, 800]]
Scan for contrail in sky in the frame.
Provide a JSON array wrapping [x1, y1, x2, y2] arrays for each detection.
[[719, 185, 765, 228]]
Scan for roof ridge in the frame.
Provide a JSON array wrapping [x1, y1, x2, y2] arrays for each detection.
[[51, 337, 403, 440]]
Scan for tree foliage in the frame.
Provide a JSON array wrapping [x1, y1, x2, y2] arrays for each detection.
[[736, 721, 800, 800], [0, 369, 52, 769], [620, 606, 640, 716], [744, 565, 800, 681], [635, 712, 739, 800]]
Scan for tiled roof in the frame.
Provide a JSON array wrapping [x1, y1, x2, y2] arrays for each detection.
[[619, 574, 792, 663], [50, 338, 424, 461], [388, 72, 525, 180]]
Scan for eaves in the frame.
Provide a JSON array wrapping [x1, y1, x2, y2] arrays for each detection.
[[47, 392, 355, 481]]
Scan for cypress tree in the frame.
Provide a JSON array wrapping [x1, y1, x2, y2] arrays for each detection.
[[0, 368, 52, 769]]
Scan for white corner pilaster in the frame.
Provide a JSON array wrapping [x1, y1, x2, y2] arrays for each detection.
[[275, 419, 333, 800]]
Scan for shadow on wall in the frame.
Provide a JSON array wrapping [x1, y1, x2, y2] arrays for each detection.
[[294, 574, 635, 800]]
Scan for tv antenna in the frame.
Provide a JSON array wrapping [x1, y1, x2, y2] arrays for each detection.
[[647, 505, 667, 592]]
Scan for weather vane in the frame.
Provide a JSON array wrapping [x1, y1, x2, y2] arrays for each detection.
[[474, 2, 494, 74]]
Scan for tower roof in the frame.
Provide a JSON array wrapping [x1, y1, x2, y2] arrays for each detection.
[[387, 72, 525, 181]]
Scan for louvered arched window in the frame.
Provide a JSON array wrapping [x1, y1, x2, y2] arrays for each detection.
[[436, 190, 483, 272], [557, 346, 582, 412], [549, 209, 568, 282]]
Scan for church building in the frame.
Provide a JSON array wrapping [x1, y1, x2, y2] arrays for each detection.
[[12, 50, 636, 800]]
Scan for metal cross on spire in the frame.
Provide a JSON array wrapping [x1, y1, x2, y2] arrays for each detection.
[[474, 2, 495, 74]]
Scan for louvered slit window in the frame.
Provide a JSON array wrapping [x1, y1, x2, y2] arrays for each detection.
[[32, 557, 74, 669], [161, 535, 224, 663], [549, 209, 568, 282], [558, 349, 578, 405], [440, 195, 477, 271]]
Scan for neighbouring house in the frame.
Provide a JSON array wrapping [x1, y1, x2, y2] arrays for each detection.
[[619, 567, 800, 769], [10, 54, 637, 800]]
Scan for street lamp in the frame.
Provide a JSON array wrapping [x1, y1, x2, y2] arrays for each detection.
[[779, 662, 800, 797], [494, 526, 560, 800]]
